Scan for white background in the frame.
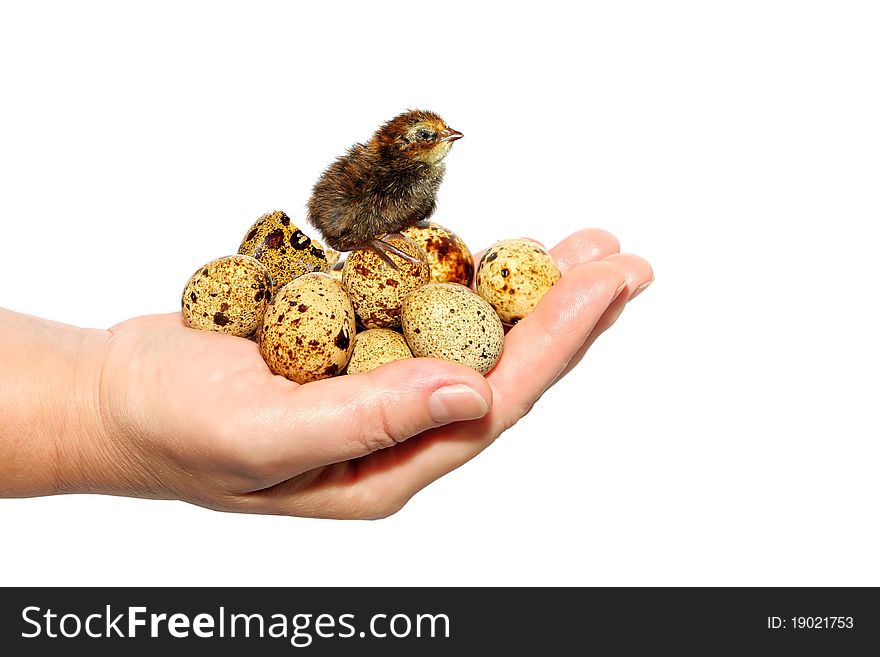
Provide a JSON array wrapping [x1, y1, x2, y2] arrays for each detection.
[[1, 1, 878, 586]]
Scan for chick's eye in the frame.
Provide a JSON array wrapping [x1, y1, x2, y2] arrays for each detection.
[[415, 128, 435, 141]]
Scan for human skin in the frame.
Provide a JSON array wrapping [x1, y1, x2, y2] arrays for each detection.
[[0, 229, 652, 518]]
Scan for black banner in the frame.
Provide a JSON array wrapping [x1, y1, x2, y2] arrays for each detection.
[[0, 588, 876, 654]]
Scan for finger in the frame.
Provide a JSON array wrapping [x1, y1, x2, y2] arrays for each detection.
[[486, 260, 627, 423], [602, 252, 654, 298], [549, 228, 620, 273], [552, 253, 654, 384], [471, 228, 620, 286], [236, 423, 490, 519], [234, 357, 493, 486]]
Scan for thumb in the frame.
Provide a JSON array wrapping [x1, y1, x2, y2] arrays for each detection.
[[248, 357, 493, 479]]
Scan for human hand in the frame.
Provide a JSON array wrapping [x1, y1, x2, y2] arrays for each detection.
[[57, 229, 653, 517]]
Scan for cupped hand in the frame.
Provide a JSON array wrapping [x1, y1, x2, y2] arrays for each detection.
[[85, 229, 653, 518]]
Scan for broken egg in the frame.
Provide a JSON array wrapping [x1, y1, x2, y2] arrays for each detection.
[[239, 210, 337, 289]]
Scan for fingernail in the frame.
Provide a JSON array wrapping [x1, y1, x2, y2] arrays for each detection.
[[614, 280, 628, 298], [630, 278, 654, 300], [429, 384, 489, 424]]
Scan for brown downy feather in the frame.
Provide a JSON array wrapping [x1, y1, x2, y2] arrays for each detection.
[[307, 110, 462, 252]]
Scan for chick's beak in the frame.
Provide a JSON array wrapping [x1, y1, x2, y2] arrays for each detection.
[[440, 128, 464, 142]]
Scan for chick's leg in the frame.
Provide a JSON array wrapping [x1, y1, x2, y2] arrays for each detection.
[[363, 235, 423, 270]]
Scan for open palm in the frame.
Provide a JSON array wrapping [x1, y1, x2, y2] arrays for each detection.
[[95, 229, 652, 517]]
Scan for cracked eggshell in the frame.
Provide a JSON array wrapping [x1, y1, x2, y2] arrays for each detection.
[[258, 273, 356, 383], [475, 239, 561, 325], [328, 260, 344, 283], [239, 210, 334, 289], [401, 220, 474, 286], [342, 234, 429, 329], [345, 329, 413, 374], [401, 283, 504, 375], [181, 255, 272, 337]]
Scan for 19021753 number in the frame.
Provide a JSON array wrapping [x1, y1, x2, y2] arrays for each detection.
[[791, 617, 854, 629]]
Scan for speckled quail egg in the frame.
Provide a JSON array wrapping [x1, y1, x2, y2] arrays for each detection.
[[258, 273, 356, 383], [475, 239, 561, 325], [401, 221, 474, 286], [401, 283, 504, 374], [345, 329, 413, 374], [342, 234, 430, 329], [181, 255, 273, 338], [239, 210, 337, 289]]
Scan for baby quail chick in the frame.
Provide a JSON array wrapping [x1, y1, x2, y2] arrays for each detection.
[[307, 109, 463, 267]]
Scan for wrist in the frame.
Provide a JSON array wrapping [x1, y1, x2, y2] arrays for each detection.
[[0, 309, 113, 497], [56, 324, 118, 494]]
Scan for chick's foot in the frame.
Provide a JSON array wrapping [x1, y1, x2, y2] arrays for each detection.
[[362, 236, 423, 270]]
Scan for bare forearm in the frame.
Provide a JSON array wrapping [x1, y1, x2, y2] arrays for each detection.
[[0, 308, 109, 497]]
